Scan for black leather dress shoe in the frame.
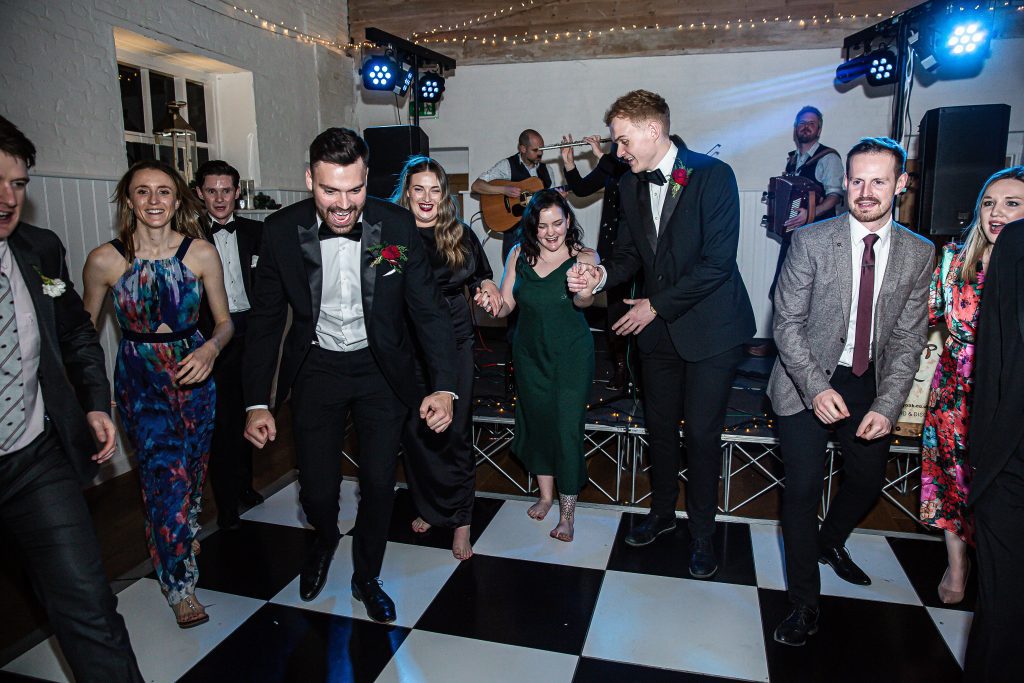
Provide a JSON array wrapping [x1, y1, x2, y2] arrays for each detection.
[[351, 578, 396, 624], [819, 545, 871, 585], [624, 513, 677, 547], [239, 487, 265, 507], [217, 510, 241, 531], [773, 604, 819, 646], [689, 536, 718, 579], [300, 536, 339, 601]]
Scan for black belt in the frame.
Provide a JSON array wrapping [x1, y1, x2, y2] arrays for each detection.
[[121, 324, 198, 343]]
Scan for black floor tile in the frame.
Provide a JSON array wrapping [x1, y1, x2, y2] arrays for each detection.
[[758, 588, 963, 683], [888, 536, 977, 612], [386, 488, 504, 549], [573, 658, 749, 682], [179, 603, 408, 683], [415, 554, 603, 655], [607, 514, 756, 586], [195, 521, 317, 600], [0, 672, 51, 682]]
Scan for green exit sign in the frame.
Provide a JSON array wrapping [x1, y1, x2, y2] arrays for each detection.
[[409, 101, 437, 119]]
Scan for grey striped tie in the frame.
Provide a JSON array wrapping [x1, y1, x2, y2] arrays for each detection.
[[0, 269, 26, 451]]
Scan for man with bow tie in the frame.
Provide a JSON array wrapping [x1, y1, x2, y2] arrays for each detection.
[[568, 90, 755, 577], [243, 128, 456, 623], [195, 160, 265, 530]]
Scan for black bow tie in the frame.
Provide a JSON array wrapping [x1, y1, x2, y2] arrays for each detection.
[[210, 220, 235, 235], [318, 222, 362, 242], [636, 169, 666, 186]]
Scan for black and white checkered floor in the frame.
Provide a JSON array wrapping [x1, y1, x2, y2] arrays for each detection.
[[3, 476, 972, 682]]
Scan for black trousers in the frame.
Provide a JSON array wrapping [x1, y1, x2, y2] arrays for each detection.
[[640, 328, 743, 537], [291, 346, 408, 582], [402, 335, 476, 528], [776, 364, 892, 608], [209, 322, 255, 518], [963, 448, 1024, 683], [0, 426, 142, 682]]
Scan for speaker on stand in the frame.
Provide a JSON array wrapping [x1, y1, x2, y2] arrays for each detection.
[[363, 125, 430, 199], [916, 104, 1010, 237]]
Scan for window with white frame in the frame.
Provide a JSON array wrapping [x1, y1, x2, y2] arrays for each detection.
[[117, 62, 214, 174]]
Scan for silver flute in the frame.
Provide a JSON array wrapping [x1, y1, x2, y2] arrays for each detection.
[[538, 137, 612, 151]]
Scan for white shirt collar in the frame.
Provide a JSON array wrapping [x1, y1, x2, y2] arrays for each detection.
[[209, 213, 235, 225], [849, 213, 892, 249], [654, 144, 676, 179]]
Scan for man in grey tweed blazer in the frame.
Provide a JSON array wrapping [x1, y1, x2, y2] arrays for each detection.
[[767, 137, 934, 646]]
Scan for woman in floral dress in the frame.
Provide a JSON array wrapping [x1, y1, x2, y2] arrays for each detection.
[[920, 166, 1024, 604]]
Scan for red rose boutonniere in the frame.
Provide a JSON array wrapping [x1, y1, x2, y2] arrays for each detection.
[[368, 242, 408, 276], [669, 163, 694, 198]]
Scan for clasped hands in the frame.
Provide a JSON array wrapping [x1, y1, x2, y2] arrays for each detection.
[[566, 265, 657, 335]]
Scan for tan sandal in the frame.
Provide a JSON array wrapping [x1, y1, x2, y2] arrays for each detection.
[[173, 594, 209, 629], [192, 539, 201, 556]]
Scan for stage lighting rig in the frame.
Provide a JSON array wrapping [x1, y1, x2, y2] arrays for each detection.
[[363, 28, 456, 125], [418, 73, 445, 103], [361, 54, 399, 91], [835, 47, 898, 86]]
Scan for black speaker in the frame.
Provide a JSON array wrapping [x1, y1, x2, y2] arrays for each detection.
[[916, 104, 1010, 236], [363, 125, 429, 199]]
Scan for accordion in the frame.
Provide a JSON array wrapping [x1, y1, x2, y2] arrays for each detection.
[[761, 175, 819, 237]]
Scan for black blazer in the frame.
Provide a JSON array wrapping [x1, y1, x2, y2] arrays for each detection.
[[9, 223, 110, 483], [968, 218, 1024, 505], [603, 141, 755, 361], [242, 197, 457, 410], [198, 214, 263, 337]]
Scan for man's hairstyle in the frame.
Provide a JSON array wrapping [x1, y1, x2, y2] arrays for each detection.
[[518, 129, 541, 148], [309, 127, 369, 167], [846, 136, 907, 176], [603, 90, 670, 131], [794, 106, 823, 125], [196, 160, 240, 189], [0, 116, 37, 169]]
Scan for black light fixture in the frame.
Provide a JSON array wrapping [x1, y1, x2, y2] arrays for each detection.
[[361, 54, 399, 91], [835, 48, 898, 86], [418, 73, 445, 103], [363, 28, 456, 126]]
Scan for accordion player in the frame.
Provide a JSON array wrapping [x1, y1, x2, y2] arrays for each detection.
[[761, 175, 820, 237]]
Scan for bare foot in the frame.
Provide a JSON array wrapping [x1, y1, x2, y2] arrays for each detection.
[[411, 517, 432, 534], [452, 525, 473, 560], [527, 499, 553, 520], [549, 518, 574, 542]]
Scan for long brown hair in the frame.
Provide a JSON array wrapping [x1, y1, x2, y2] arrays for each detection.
[[112, 160, 205, 263], [959, 165, 1024, 284], [390, 156, 466, 269]]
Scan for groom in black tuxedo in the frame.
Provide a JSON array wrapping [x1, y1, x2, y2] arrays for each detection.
[[569, 91, 755, 577], [0, 116, 142, 680], [243, 128, 456, 623]]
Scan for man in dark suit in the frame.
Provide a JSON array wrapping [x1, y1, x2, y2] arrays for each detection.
[[0, 117, 142, 680], [964, 214, 1024, 682], [195, 160, 264, 530], [569, 90, 755, 578], [767, 138, 933, 646], [243, 128, 456, 624]]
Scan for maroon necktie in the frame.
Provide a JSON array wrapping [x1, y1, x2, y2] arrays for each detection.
[[852, 233, 879, 377]]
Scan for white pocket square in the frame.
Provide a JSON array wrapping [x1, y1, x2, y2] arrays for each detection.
[[251, 255, 259, 268]]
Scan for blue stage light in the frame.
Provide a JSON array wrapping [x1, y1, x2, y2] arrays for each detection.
[[418, 73, 445, 102], [361, 56, 399, 91], [835, 48, 897, 86], [393, 67, 415, 96], [939, 14, 990, 61]]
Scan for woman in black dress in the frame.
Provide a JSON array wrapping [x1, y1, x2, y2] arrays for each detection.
[[391, 156, 494, 560]]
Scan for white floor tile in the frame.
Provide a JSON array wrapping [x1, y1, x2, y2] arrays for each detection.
[[240, 479, 359, 533], [269, 537, 459, 628], [820, 532, 921, 605], [471, 500, 621, 569], [2, 579, 263, 683], [749, 523, 787, 591], [583, 570, 769, 682], [927, 606, 972, 669], [376, 630, 578, 683]]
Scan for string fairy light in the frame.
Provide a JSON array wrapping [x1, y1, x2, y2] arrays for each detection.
[[206, 0, 371, 53]]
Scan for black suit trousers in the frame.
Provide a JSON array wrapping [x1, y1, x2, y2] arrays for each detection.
[[0, 426, 142, 682], [209, 327, 254, 517], [640, 325, 743, 536], [291, 346, 408, 582], [963, 448, 1024, 683], [777, 364, 892, 607]]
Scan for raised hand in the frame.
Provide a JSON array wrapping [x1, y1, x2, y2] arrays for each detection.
[[582, 135, 605, 159], [560, 134, 576, 168], [474, 280, 503, 317], [567, 263, 598, 293]]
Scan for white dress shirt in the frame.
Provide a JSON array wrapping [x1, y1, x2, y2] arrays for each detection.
[[838, 215, 893, 367], [209, 214, 251, 314], [315, 217, 368, 352], [477, 157, 539, 182], [650, 145, 678, 233], [0, 239, 46, 455]]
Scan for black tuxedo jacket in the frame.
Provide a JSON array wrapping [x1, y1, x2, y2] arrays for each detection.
[[198, 214, 263, 337], [243, 197, 456, 410], [603, 142, 755, 360], [8, 223, 110, 483], [968, 218, 1024, 505]]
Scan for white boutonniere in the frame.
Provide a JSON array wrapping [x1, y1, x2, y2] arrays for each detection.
[[35, 267, 66, 297]]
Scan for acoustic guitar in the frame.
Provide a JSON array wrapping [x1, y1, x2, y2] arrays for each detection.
[[479, 177, 567, 233]]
